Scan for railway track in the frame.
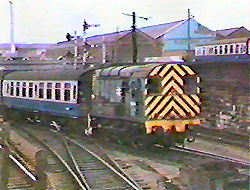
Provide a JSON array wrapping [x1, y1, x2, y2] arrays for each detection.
[[16, 125, 143, 190], [171, 146, 250, 166], [193, 126, 249, 149], [0, 144, 35, 189]]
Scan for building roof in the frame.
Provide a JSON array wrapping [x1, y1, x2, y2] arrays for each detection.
[[57, 18, 203, 46], [0, 43, 54, 49], [215, 27, 248, 37], [139, 19, 188, 39]]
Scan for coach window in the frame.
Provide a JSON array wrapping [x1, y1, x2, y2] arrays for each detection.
[[10, 82, 14, 96], [55, 83, 61, 100], [34, 84, 38, 97], [230, 45, 234, 53], [16, 82, 20, 96], [219, 46, 223, 54], [235, 44, 239, 54], [64, 83, 71, 101], [240, 44, 246, 53], [73, 85, 77, 100], [224, 45, 228, 54], [39, 83, 44, 98], [46, 83, 52, 99], [208, 47, 213, 55], [6, 82, 10, 94], [214, 46, 218, 55], [22, 82, 26, 97], [29, 82, 33, 98]]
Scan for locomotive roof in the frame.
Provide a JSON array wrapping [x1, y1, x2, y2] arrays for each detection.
[[96, 64, 160, 78], [4, 68, 93, 81]]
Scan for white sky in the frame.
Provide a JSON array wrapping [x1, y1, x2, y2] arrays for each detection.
[[0, 0, 249, 43]]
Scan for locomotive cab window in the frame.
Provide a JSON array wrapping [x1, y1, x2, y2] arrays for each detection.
[[183, 76, 198, 95], [145, 78, 161, 95]]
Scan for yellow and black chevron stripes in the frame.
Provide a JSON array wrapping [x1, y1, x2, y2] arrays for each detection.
[[149, 64, 196, 77], [148, 64, 197, 96], [145, 94, 201, 119], [161, 80, 184, 95]]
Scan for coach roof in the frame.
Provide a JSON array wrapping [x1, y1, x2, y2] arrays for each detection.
[[4, 68, 93, 81]]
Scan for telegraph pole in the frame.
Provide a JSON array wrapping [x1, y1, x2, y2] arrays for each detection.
[[123, 12, 150, 63], [82, 20, 100, 65]]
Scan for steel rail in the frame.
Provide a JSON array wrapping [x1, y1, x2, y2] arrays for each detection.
[[171, 146, 250, 166], [35, 137, 87, 190], [63, 139, 91, 189], [65, 136, 141, 190], [16, 128, 87, 190]]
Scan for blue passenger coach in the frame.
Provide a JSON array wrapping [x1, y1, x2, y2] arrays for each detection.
[[2, 69, 94, 119]]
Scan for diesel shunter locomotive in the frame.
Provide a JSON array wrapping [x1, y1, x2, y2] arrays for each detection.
[[1, 63, 201, 144]]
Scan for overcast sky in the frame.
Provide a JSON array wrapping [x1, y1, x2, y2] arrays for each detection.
[[0, 0, 249, 43]]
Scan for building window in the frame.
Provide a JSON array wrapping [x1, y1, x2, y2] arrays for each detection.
[[55, 83, 61, 100], [235, 44, 239, 53], [230, 45, 234, 53], [214, 46, 218, 55], [46, 83, 52, 99], [224, 45, 228, 54], [64, 83, 71, 101], [39, 83, 44, 98], [219, 46, 223, 54], [10, 82, 14, 96], [16, 82, 20, 96], [22, 82, 26, 97], [29, 82, 33, 97]]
